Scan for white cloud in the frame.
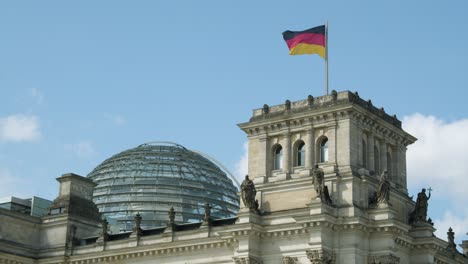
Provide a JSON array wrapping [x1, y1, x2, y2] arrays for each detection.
[[0, 114, 41, 142], [65, 141, 97, 158], [234, 142, 248, 183], [28, 88, 44, 105], [403, 113, 468, 203], [433, 210, 468, 249], [403, 113, 468, 248]]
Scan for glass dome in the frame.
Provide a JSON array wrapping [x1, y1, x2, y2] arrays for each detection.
[[87, 142, 239, 231]]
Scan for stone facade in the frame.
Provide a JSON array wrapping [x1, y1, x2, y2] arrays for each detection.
[[1, 91, 467, 264]]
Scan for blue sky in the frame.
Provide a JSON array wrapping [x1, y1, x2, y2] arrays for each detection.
[[1, 1, 467, 246]]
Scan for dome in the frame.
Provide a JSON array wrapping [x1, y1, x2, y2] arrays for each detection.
[[87, 142, 239, 231]]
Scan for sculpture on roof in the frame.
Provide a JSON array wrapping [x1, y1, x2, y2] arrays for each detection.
[[376, 170, 390, 205], [410, 188, 431, 224], [241, 175, 258, 213], [313, 165, 325, 198]]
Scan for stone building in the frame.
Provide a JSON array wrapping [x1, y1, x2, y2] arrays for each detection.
[[0, 91, 467, 264]]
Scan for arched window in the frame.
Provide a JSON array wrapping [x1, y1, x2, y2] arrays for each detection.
[[273, 145, 283, 170], [362, 139, 367, 168], [374, 146, 380, 175], [295, 141, 305, 167], [320, 138, 329, 163]]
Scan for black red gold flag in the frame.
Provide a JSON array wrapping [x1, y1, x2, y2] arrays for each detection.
[[282, 25, 326, 58]]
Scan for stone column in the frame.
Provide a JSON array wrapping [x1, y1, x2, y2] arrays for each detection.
[[306, 129, 315, 169], [258, 135, 269, 179], [368, 134, 375, 173], [283, 133, 291, 175], [380, 141, 387, 174], [327, 126, 337, 164], [399, 146, 407, 189]]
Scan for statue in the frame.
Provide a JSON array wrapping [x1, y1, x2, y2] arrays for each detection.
[[241, 175, 258, 213], [312, 165, 325, 199], [376, 170, 390, 205], [410, 188, 431, 223]]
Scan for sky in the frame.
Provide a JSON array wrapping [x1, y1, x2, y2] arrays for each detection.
[[1, 0, 467, 248]]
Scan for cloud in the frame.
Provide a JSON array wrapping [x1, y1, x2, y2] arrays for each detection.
[[433, 210, 468, 249], [65, 141, 97, 158], [0, 114, 41, 142], [403, 113, 468, 248], [403, 113, 468, 204], [28, 88, 44, 105], [234, 142, 248, 183]]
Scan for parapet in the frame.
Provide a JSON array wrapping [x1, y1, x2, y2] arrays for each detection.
[[250, 90, 402, 129]]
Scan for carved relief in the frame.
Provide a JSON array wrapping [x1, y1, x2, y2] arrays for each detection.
[[369, 254, 400, 264], [233, 256, 263, 264], [283, 256, 299, 264], [306, 249, 335, 264]]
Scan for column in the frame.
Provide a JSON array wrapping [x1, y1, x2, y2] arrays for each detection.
[[400, 146, 407, 189], [327, 125, 337, 164], [380, 141, 387, 175], [368, 134, 375, 173], [283, 133, 291, 174], [305, 129, 315, 169], [257, 135, 269, 179]]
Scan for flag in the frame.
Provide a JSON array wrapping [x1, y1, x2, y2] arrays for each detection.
[[282, 25, 326, 58]]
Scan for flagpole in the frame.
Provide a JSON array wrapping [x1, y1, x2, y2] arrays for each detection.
[[325, 20, 329, 95]]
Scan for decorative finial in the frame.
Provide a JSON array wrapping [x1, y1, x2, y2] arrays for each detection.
[[262, 104, 269, 114], [168, 207, 175, 225], [307, 95, 314, 106], [447, 227, 457, 250], [285, 100, 291, 110], [202, 203, 212, 226]]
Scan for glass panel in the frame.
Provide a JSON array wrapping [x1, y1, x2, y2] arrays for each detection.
[[87, 143, 240, 232]]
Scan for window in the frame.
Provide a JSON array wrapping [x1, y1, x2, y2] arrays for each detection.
[[320, 138, 329, 163], [49, 207, 64, 215], [273, 145, 283, 170], [295, 141, 305, 167]]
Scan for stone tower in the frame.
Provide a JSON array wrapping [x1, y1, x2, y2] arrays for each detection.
[[238, 91, 466, 263]]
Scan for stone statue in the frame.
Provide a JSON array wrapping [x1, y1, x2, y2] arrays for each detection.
[[376, 170, 390, 205], [312, 165, 325, 199], [241, 175, 257, 212], [410, 188, 431, 223]]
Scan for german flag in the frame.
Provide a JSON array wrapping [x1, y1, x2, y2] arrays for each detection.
[[282, 25, 326, 58]]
